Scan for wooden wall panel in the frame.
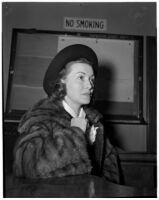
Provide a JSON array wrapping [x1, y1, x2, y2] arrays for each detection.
[[112, 124, 147, 152]]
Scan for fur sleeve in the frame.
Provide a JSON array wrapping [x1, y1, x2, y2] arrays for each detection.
[[102, 138, 121, 183], [13, 123, 92, 179]]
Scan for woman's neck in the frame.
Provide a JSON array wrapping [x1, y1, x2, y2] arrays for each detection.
[[64, 96, 81, 116]]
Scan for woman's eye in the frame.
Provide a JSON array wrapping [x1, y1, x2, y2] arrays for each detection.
[[78, 76, 84, 80]]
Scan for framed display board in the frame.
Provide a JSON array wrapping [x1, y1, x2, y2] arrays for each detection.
[[5, 29, 143, 122]]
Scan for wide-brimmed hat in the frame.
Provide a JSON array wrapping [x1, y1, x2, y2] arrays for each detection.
[[43, 44, 98, 96]]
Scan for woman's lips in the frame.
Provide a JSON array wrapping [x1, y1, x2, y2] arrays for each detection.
[[82, 93, 92, 97]]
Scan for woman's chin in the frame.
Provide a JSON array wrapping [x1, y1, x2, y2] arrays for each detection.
[[81, 99, 91, 105]]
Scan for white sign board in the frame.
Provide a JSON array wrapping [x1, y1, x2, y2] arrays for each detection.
[[64, 17, 107, 32]]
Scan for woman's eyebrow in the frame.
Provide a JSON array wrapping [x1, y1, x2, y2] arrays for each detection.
[[76, 72, 85, 75], [76, 72, 94, 77]]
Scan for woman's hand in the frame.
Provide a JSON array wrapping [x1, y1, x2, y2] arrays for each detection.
[[71, 117, 88, 133]]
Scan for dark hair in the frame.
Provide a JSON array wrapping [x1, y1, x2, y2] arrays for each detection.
[[50, 58, 94, 102]]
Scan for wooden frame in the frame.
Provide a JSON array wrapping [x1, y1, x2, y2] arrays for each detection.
[[4, 28, 144, 123]]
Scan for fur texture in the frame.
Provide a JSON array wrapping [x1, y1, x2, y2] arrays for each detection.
[[13, 97, 120, 183], [13, 98, 102, 178]]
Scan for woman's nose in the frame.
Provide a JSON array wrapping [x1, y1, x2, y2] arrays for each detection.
[[85, 79, 93, 89]]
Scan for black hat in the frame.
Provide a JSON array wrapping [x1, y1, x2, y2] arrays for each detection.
[[43, 44, 98, 96]]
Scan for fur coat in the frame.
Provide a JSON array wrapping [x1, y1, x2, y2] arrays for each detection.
[[13, 98, 120, 183]]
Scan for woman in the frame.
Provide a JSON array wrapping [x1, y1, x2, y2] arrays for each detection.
[[13, 44, 120, 183]]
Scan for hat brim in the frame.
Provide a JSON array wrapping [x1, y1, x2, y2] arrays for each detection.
[[43, 44, 98, 96]]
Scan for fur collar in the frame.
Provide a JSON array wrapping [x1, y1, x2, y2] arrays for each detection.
[[18, 98, 103, 133]]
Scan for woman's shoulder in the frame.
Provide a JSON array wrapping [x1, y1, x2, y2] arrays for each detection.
[[32, 97, 61, 110], [18, 98, 64, 133], [22, 98, 62, 116]]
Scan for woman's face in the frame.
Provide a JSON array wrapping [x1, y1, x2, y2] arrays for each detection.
[[62, 62, 95, 110]]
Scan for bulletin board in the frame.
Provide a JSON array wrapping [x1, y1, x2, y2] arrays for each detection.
[[5, 29, 143, 122], [57, 36, 141, 121]]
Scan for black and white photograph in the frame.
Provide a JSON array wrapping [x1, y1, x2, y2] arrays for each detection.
[[2, 1, 157, 198]]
